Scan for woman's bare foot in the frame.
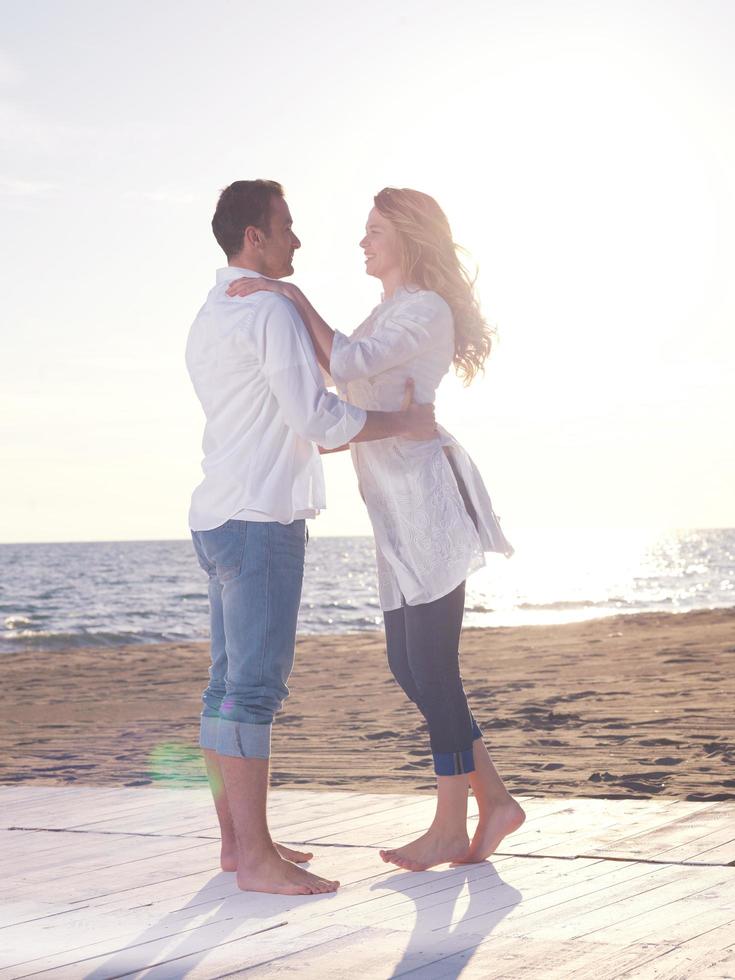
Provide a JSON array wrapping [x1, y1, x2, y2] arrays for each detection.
[[221, 842, 314, 872], [236, 849, 339, 895], [276, 843, 314, 863], [458, 798, 526, 864], [380, 827, 470, 871]]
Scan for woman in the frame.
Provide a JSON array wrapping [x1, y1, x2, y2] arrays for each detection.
[[227, 188, 525, 870]]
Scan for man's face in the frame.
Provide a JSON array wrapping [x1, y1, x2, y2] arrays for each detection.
[[260, 195, 301, 278]]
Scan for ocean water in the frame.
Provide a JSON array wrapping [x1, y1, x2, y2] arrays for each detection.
[[1, 529, 733, 652]]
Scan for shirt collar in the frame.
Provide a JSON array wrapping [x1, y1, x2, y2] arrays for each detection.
[[216, 266, 266, 284], [380, 283, 420, 303]]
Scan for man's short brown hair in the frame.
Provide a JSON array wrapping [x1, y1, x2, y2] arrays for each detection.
[[211, 179, 284, 259]]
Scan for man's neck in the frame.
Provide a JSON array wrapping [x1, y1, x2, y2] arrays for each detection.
[[228, 251, 269, 275]]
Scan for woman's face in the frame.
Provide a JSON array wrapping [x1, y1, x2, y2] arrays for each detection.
[[360, 207, 402, 282]]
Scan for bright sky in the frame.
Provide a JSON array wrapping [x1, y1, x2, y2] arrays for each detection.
[[2, 0, 733, 543]]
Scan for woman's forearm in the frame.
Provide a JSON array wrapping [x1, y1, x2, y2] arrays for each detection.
[[287, 288, 334, 366]]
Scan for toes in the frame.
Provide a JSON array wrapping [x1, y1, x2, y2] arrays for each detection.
[[278, 844, 314, 863], [315, 880, 338, 894], [402, 858, 425, 871], [304, 874, 339, 894]]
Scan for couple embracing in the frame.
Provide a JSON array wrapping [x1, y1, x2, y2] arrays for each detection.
[[186, 179, 525, 896]]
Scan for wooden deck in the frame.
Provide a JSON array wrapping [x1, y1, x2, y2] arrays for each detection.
[[1, 786, 733, 979]]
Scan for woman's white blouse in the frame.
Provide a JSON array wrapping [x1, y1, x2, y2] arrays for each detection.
[[330, 286, 512, 612]]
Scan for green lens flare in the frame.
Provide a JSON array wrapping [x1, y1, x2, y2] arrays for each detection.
[[147, 742, 206, 786]]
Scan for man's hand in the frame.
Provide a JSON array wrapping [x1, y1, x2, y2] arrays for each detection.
[[401, 378, 437, 441]]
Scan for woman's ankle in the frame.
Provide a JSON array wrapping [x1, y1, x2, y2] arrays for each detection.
[[472, 788, 516, 811]]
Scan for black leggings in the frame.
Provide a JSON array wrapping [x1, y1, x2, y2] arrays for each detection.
[[383, 581, 482, 776]]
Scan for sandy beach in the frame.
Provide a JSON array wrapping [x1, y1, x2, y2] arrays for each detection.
[[3, 607, 733, 800]]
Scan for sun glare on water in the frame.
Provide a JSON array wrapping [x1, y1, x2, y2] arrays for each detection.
[[464, 528, 734, 628]]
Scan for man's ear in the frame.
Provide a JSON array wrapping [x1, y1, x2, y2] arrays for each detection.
[[244, 225, 265, 249]]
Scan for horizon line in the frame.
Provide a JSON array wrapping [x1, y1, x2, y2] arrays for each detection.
[[1, 526, 734, 547]]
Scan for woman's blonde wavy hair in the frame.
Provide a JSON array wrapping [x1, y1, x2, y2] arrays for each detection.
[[374, 187, 493, 384]]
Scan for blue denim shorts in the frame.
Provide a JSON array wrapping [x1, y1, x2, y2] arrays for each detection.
[[191, 518, 306, 759]]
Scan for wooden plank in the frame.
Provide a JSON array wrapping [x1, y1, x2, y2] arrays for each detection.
[[580, 879, 735, 949], [297, 795, 563, 847], [2, 851, 383, 975], [0, 850, 545, 976], [306, 858, 686, 945], [381, 937, 671, 980], [581, 802, 735, 863], [296, 797, 565, 850], [2, 788, 734, 980], [2, 854, 369, 973], [533, 799, 713, 859], [18, 789, 366, 839], [0, 831, 217, 888], [605, 942, 735, 980], [270, 795, 437, 845], [4, 915, 357, 980], [478, 865, 723, 941], [644, 828, 735, 865], [536, 868, 733, 943], [4, 793, 186, 833], [1, 786, 326, 835], [668, 917, 735, 951], [0, 789, 148, 829], [136, 789, 372, 839], [0, 898, 85, 933], [201, 923, 495, 980]]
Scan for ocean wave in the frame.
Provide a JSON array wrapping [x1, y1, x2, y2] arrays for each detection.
[[516, 599, 636, 612], [0, 628, 201, 653], [4, 615, 34, 629], [1, 531, 733, 649]]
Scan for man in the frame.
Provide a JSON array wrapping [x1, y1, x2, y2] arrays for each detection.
[[186, 179, 435, 895]]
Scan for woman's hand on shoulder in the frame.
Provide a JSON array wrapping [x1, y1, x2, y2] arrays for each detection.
[[226, 277, 298, 301]]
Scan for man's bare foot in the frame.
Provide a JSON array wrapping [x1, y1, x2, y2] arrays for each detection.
[[236, 849, 339, 895], [458, 798, 526, 863], [380, 828, 470, 872], [221, 841, 313, 872]]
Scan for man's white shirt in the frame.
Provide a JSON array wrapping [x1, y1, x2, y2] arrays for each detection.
[[186, 266, 367, 530]]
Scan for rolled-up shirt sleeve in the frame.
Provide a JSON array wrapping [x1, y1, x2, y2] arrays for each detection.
[[253, 295, 366, 449], [330, 292, 452, 384]]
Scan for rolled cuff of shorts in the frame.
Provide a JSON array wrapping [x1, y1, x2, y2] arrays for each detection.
[[216, 719, 272, 760], [199, 714, 219, 751], [433, 746, 476, 776]]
